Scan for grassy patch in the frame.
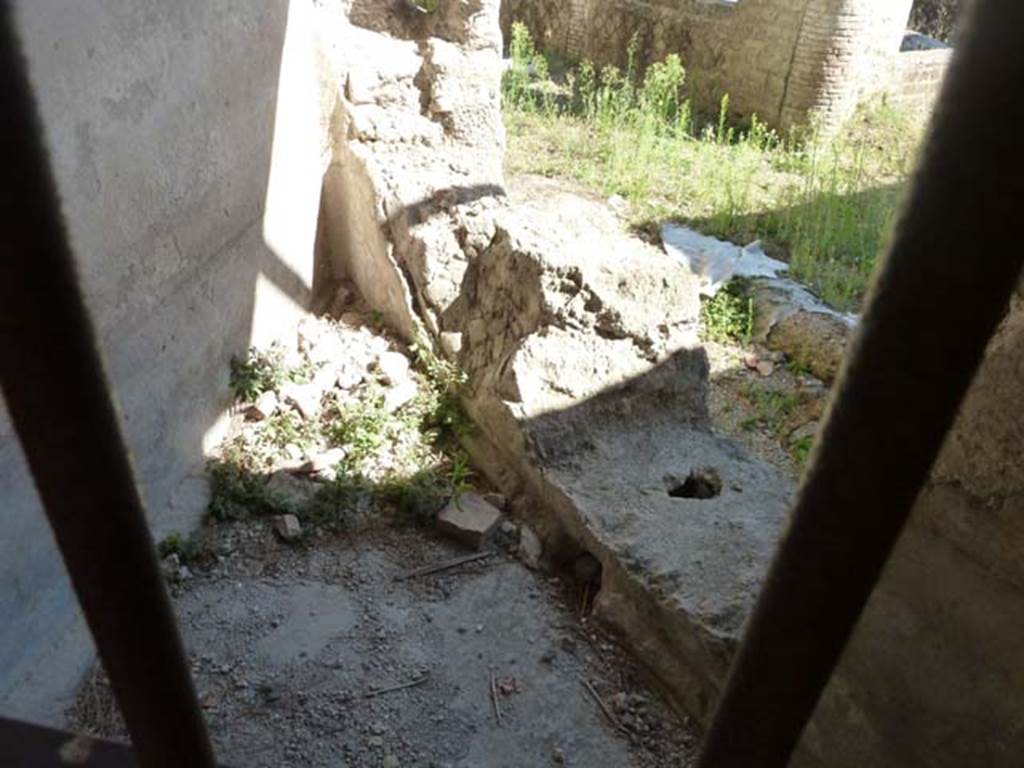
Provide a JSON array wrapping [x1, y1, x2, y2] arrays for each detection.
[[790, 435, 814, 468], [502, 23, 922, 312], [156, 532, 204, 563], [208, 335, 478, 533], [738, 383, 800, 436]]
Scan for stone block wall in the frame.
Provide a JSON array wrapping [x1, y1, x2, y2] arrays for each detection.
[[501, 0, 919, 129], [886, 47, 953, 116]]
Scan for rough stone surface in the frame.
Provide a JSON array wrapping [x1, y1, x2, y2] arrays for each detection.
[[11, 3, 1010, 768], [751, 278, 856, 383], [295, 448, 348, 480], [280, 382, 323, 420], [248, 391, 280, 422], [375, 351, 411, 386], [482, 492, 507, 512], [469, 357, 793, 723], [266, 472, 317, 511], [329, 34, 793, 725], [799, 291, 1024, 768], [436, 493, 505, 549], [272, 514, 303, 542], [518, 525, 543, 569]]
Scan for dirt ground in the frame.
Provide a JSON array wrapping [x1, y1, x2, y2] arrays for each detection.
[[703, 340, 829, 481], [69, 517, 698, 767]]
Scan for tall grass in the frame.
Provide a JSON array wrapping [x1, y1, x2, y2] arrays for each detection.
[[502, 23, 922, 311]]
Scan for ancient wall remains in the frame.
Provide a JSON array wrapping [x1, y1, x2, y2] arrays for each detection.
[[501, 0, 918, 128], [887, 40, 954, 116]]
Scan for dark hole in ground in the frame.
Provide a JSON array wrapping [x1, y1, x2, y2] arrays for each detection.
[[666, 467, 722, 500]]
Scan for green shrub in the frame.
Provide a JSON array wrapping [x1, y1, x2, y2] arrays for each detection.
[[229, 344, 311, 402], [700, 281, 754, 343]]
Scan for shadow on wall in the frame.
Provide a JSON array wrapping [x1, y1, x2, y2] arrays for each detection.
[[0, 0, 332, 723], [469, 335, 1024, 768]]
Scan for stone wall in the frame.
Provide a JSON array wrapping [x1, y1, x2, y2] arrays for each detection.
[[501, 0, 917, 128], [886, 47, 953, 116], [1, 0, 335, 721], [803, 291, 1024, 768]]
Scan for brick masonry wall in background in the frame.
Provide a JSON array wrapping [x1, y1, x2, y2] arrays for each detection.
[[887, 48, 953, 116], [501, 0, 922, 129]]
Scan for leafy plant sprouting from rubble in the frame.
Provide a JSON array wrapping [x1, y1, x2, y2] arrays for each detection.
[[207, 326, 478, 532], [228, 343, 312, 402], [699, 279, 754, 343]]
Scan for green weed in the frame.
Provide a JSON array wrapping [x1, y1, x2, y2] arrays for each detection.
[[264, 410, 318, 452], [206, 459, 293, 521], [739, 383, 800, 436], [326, 391, 391, 469], [229, 344, 311, 402], [502, 25, 923, 312], [157, 532, 203, 563], [306, 472, 371, 529], [790, 435, 814, 468], [700, 281, 754, 343], [211, 336, 481, 534], [408, 338, 475, 442]]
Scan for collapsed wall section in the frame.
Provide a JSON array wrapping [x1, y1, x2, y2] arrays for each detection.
[[324, 4, 1023, 766]]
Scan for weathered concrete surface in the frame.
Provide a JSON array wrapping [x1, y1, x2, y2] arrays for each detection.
[[496, 370, 794, 723], [801, 290, 1024, 768], [7, 2, 1015, 765], [311, 0, 796, 729], [2, 0, 333, 720]]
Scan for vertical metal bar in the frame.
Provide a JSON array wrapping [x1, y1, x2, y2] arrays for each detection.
[[0, 6, 216, 767], [696, 1, 1024, 765]]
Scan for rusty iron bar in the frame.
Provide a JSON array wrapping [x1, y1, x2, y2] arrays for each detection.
[[0, 6, 217, 767], [696, 1, 1024, 766]]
